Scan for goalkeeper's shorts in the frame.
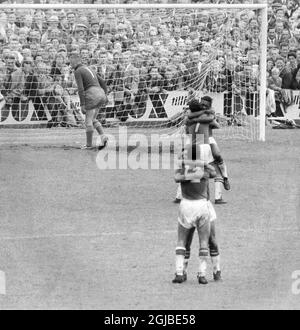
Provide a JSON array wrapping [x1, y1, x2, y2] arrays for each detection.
[[178, 199, 216, 230], [85, 86, 106, 111]]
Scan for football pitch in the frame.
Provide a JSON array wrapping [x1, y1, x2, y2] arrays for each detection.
[[0, 127, 299, 310]]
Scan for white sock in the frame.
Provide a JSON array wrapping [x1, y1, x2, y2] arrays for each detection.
[[175, 255, 185, 275], [215, 181, 223, 200], [198, 257, 208, 277], [211, 256, 221, 273], [176, 184, 182, 200]]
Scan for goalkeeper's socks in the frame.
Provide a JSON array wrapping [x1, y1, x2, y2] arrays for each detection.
[[94, 121, 104, 135], [175, 248, 186, 275], [86, 130, 94, 148]]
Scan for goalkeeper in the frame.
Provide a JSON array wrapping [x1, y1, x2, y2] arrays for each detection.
[[70, 51, 108, 150]]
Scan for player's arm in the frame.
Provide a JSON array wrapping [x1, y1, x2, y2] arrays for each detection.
[[186, 113, 215, 125], [174, 165, 205, 183], [74, 69, 85, 109], [204, 164, 217, 179], [97, 74, 108, 95]]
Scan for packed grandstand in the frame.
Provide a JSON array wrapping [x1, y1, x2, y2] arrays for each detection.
[[0, 0, 299, 127]]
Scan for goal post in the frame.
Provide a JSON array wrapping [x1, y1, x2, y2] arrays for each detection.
[[259, 4, 268, 142], [0, 2, 268, 141]]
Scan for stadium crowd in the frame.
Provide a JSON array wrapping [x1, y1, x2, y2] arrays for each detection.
[[0, 0, 299, 125]]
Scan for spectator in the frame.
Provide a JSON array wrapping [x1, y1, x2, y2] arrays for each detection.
[[204, 60, 228, 93], [22, 56, 46, 121], [267, 67, 284, 116], [2, 54, 17, 96], [287, 51, 298, 72], [0, 0, 298, 128], [296, 49, 300, 65], [146, 66, 164, 117], [290, 64, 300, 90], [162, 66, 179, 92], [36, 61, 68, 127], [275, 56, 294, 88]]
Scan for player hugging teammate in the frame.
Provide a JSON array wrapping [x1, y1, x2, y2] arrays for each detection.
[[172, 96, 224, 285], [175, 95, 230, 204]]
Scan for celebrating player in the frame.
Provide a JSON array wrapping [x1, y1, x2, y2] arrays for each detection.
[[173, 145, 217, 285], [186, 96, 230, 203], [69, 52, 108, 150], [174, 96, 230, 204]]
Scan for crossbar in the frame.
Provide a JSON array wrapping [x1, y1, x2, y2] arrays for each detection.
[[0, 3, 268, 10]]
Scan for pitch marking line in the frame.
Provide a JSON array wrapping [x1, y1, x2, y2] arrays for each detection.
[[0, 228, 298, 242], [0, 271, 6, 295]]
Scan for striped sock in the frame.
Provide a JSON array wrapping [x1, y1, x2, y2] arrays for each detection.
[[211, 255, 221, 274], [175, 247, 186, 275], [184, 249, 191, 272], [199, 248, 209, 277]]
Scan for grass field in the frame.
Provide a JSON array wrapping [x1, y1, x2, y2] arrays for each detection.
[[0, 127, 299, 310]]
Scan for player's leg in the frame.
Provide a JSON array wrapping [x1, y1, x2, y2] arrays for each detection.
[[173, 223, 192, 284], [209, 222, 222, 281], [174, 184, 182, 203], [207, 201, 222, 281], [92, 108, 108, 150], [184, 227, 195, 274], [209, 137, 230, 191], [196, 215, 211, 285], [83, 109, 95, 149], [213, 163, 227, 204]]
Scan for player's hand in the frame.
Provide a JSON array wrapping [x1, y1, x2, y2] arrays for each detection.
[[190, 166, 205, 181], [81, 106, 86, 115]]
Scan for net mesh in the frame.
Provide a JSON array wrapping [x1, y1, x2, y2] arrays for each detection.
[[0, 5, 264, 140]]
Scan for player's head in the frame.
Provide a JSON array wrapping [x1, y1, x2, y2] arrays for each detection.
[[188, 99, 202, 113], [200, 96, 213, 110], [69, 51, 82, 69]]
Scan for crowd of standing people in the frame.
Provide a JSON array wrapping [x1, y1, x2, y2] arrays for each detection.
[[0, 0, 299, 125]]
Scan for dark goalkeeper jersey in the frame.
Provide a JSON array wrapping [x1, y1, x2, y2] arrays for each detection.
[[74, 64, 107, 107]]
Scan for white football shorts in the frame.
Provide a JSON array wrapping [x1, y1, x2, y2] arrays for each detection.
[[178, 199, 216, 230]]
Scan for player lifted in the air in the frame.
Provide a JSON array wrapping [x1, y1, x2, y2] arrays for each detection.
[[70, 52, 108, 150], [175, 95, 230, 204], [187, 96, 230, 200], [173, 145, 217, 285]]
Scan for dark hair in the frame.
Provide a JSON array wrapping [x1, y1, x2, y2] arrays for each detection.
[[288, 51, 297, 59], [188, 99, 202, 112], [201, 96, 213, 105]]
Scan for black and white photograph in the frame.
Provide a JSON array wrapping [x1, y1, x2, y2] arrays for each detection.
[[0, 0, 299, 312]]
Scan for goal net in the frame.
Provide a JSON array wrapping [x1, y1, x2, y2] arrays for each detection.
[[0, 3, 268, 141]]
